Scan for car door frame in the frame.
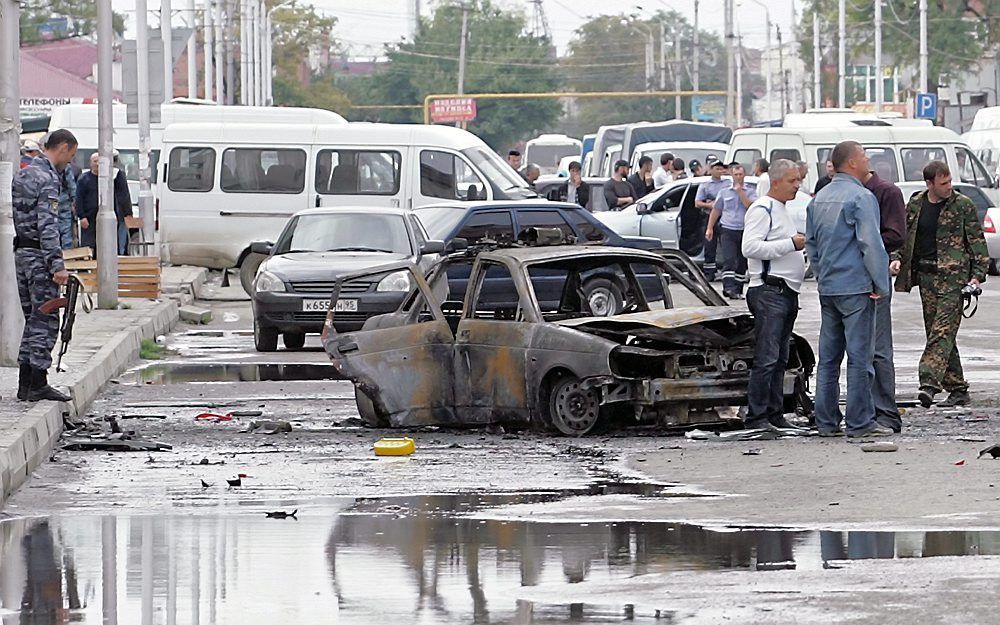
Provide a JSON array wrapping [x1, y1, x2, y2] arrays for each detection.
[[324, 260, 457, 426]]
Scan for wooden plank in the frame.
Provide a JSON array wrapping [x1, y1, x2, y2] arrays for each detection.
[[66, 260, 98, 270], [63, 247, 93, 261]]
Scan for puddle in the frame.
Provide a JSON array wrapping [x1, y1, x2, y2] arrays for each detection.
[[121, 362, 342, 385], [2, 492, 999, 624]]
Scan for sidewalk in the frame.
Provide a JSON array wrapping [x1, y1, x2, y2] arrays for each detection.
[[0, 266, 208, 503]]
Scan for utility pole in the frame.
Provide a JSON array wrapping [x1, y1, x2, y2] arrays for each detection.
[[813, 10, 821, 108], [777, 25, 787, 115], [874, 0, 882, 111], [456, 4, 469, 127], [225, 0, 236, 105], [838, 0, 846, 107], [763, 9, 772, 119], [136, 0, 155, 258], [674, 28, 682, 119], [204, 0, 214, 101], [162, 0, 174, 102], [725, 0, 735, 125], [240, 0, 248, 104], [919, 0, 928, 93], [187, 0, 197, 97], [735, 29, 743, 125], [659, 21, 666, 91], [264, 9, 273, 105], [214, 0, 224, 102], [693, 0, 700, 91], [256, 0, 265, 106], [97, 0, 118, 308], [0, 0, 22, 364]]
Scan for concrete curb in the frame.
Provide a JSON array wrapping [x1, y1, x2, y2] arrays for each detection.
[[0, 268, 205, 504]]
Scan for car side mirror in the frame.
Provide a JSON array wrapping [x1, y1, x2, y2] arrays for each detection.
[[444, 238, 469, 253], [636, 202, 651, 215], [250, 241, 273, 255], [420, 240, 446, 255]]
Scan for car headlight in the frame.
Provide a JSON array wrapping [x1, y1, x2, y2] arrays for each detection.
[[254, 270, 286, 293], [376, 270, 410, 292]]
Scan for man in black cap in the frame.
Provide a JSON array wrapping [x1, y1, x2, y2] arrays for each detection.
[[694, 155, 730, 280], [689, 159, 705, 177], [603, 160, 635, 210]]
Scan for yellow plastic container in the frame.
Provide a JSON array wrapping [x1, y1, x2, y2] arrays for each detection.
[[374, 437, 416, 457]]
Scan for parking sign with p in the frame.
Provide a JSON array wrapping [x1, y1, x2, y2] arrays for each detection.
[[915, 93, 938, 120]]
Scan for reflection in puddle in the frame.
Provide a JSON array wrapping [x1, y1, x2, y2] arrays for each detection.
[[2, 494, 998, 624], [122, 363, 341, 385]]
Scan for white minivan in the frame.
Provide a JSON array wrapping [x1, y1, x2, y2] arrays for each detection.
[[963, 106, 1000, 182], [49, 101, 346, 204], [726, 125, 998, 201], [159, 121, 535, 290], [524, 134, 582, 175]]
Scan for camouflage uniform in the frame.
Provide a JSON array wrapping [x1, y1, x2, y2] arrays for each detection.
[[56, 166, 77, 249], [13, 155, 65, 372], [895, 190, 989, 394]]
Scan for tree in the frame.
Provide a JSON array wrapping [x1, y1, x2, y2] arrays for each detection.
[[797, 0, 988, 97], [561, 12, 730, 132], [340, 0, 561, 150], [268, 0, 351, 113], [19, 0, 125, 44]]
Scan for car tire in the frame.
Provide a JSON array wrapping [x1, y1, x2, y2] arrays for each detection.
[[582, 278, 623, 317], [354, 386, 389, 427], [254, 316, 278, 352], [989, 259, 999, 277], [546, 375, 601, 436], [283, 332, 306, 350], [239, 252, 267, 296]]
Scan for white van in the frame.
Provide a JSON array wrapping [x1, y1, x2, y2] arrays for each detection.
[[524, 134, 582, 175], [963, 107, 1000, 181], [159, 121, 535, 288], [726, 125, 998, 201], [48, 102, 346, 204]]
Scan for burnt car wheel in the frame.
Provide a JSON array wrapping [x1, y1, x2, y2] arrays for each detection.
[[582, 278, 623, 317], [283, 332, 306, 350], [354, 386, 389, 427], [254, 316, 278, 352], [548, 376, 601, 436]]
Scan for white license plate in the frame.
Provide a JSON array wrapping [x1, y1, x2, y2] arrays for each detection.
[[303, 299, 357, 312]]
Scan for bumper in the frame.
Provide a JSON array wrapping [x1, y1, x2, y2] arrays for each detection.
[[253, 291, 407, 333], [594, 371, 798, 405]]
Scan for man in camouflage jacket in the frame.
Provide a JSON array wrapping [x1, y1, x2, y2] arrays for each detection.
[[894, 160, 989, 408], [12, 129, 78, 403]]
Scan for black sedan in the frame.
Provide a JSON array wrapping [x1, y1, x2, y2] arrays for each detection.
[[250, 208, 444, 351]]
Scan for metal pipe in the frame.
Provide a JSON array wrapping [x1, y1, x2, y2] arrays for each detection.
[[919, 0, 928, 93], [0, 0, 22, 363], [875, 0, 883, 112], [203, 0, 214, 100], [225, 0, 236, 104], [838, 0, 846, 107], [813, 10, 821, 108], [256, 0, 265, 106], [162, 0, 174, 101], [97, 0, 118, 307], [240, 0, 248, 104], [187, 0, 197, 97], [214, 0, 224, 102], [693, 0, 700, 91], [674, 27, 682, 118], [264, 10, 273, 104], [137, 0, 155, 255]]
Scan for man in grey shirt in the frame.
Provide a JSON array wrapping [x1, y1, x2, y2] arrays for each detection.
[[603, 160, 635, 210]]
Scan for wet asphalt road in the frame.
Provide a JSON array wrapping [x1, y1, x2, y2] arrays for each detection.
[[4, 272, 1000, 623]]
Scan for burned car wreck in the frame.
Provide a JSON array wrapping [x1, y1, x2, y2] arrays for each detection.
[[322, 244, 814, 436]]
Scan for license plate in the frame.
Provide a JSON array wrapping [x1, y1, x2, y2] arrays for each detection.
[[303, 299, 357, 312]]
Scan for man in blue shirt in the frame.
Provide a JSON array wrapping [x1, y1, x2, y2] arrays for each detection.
[[706, 163, 757, 298], [806, 141, 892, 439], [695, 155, 730, 280]]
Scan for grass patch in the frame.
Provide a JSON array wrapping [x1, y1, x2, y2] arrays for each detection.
[[139, 338, 167, 360]]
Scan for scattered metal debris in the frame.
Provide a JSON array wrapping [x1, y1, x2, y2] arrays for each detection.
[[860, 442, 898, 453], [743, 448, 762, 456], [62, 439, 172, 452], [265, 509, 298, 519], [979, 445, 1000, 459], [240, 420, 293, 435]]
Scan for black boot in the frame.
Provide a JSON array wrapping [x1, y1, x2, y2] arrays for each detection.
[[16, 363, 30, 401], [25, 367, 71, 403]]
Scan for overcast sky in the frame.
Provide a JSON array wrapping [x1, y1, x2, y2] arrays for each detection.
[[116, 0, 801, 58]]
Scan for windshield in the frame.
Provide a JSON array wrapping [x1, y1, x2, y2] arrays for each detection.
[[640, 147, 725, 169], [72, 148, 161, 183], [526, 144, 580, 174], [274, 213, 412, 255], [462, 147, 530, 192], [413, 205, 466, 240]]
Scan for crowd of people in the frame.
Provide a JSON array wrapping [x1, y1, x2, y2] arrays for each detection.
[[18, 137, 134, 258], [742, 141, 989, 439]]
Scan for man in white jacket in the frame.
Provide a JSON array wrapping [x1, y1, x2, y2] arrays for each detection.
[[741, 159, 807, 430]]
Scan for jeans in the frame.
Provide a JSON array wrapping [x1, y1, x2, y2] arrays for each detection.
[[815, 293, 876, 435], [58, 209, 74, 249], [872, 290, 900, 429], [719, 227, 747, 296], [118, 221, 129, 255], [745, 284, 798, 424]]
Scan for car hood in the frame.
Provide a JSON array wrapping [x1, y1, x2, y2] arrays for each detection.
[[262, 252, 412, 279], [554, 307, 750, 341]]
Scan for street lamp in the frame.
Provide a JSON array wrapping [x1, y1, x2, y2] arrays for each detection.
[[621, 17, 655, 92], [741, 0, 772, 120]]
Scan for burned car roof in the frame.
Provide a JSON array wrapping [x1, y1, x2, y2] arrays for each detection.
[[554, 307, 746, 330]]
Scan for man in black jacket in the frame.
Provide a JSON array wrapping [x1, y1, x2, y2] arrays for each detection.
[[76, 152, 133, 257], [627, 155, 654, 200], [547, 161, 591, 209]]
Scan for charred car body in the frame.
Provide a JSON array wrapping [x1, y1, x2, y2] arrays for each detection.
[[322, 244, 814, 436]]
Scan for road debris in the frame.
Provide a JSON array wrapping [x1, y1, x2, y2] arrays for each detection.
[[62, 439, 172, 452], [241, 420, 293, 434], [955, 459, 967, 466], [743, 449, 762, 456], [265, 509, 298, 519], [861, 442, 898, 453], [227, 477, 242, 487], [201, 479, 211, 488], [979, 445, 1000, 459], [195, 457, 225, 465], [374, 437, 415, 456], [195, 412, 234, 422], [230, 410, 264, 417]]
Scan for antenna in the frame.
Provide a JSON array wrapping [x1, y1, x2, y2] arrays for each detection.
[[528, 0, 552, 42]]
